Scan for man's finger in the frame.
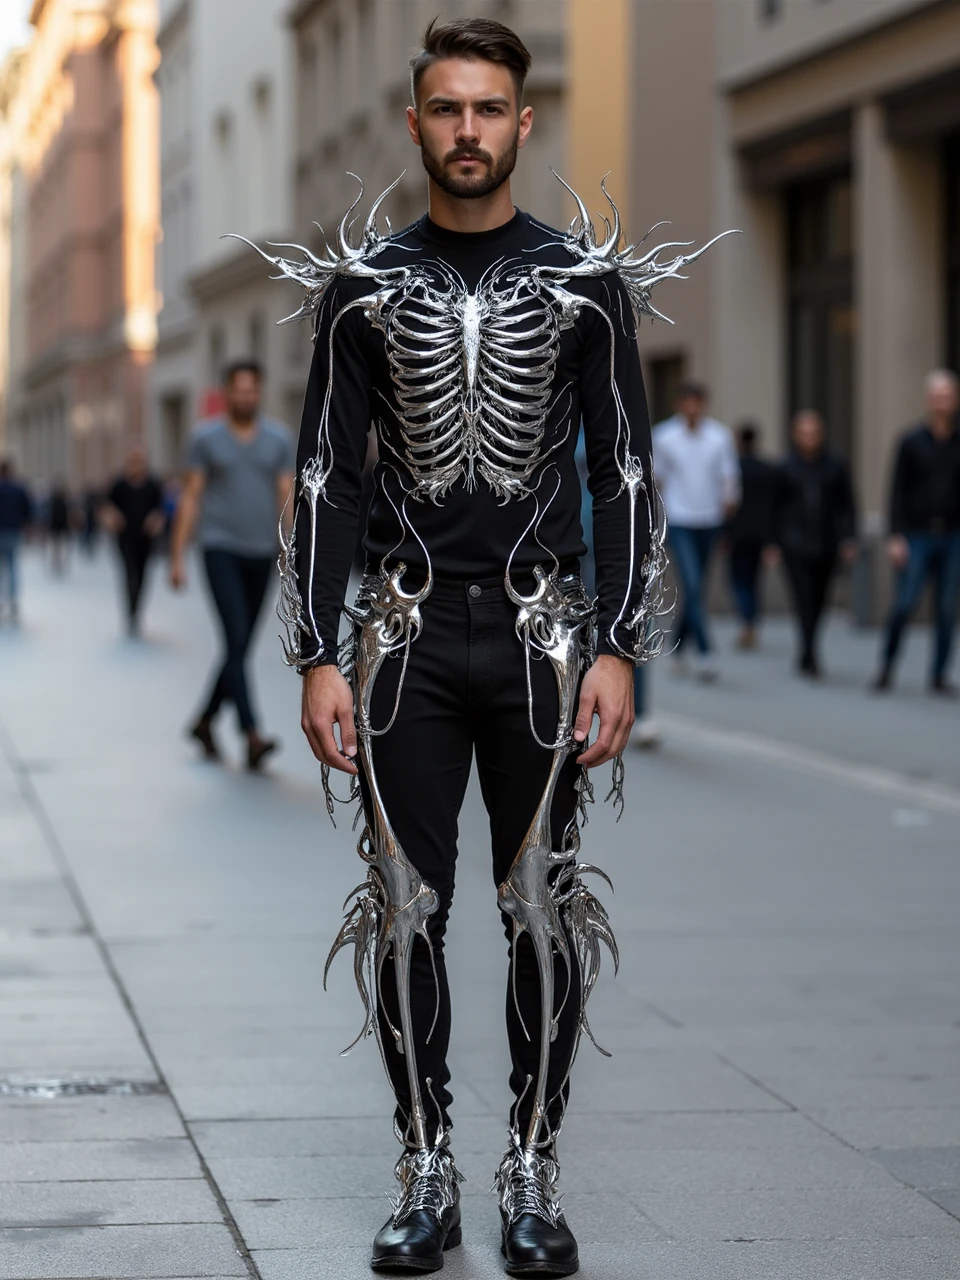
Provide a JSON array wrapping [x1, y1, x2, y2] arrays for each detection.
[[337, 700, 358, 759], [576, 711, 619, 766], [572, 687, 597, 744]]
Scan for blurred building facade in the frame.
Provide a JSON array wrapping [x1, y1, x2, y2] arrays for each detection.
[[0, 49, 27, 459], [632, 0, 960, 543], [151, 0, 299, 472], [1, 0, 160, 490]]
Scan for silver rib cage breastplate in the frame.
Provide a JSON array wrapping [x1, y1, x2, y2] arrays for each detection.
[[369, 261, 575, 502]]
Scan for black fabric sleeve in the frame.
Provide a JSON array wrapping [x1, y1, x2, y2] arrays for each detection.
[[288, 284, 372, 668], [579, 274, 659, 662], [888, 435, 909, 536], [837, 460, 857, 543]]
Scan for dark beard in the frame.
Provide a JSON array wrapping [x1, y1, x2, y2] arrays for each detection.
[[421, 133, 519, 200]]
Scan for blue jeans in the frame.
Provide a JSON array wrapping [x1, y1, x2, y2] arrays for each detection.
[[201, 549, 273, 730], [729, 541, 763, 626], [0, 529, 21, 606], [669, 525, 720, 655], [882, 532, 960, 682]]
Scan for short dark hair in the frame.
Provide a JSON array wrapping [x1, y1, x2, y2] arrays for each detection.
[[222, 358, 263, 386], [677, 380, 708, 403], [410, 17, 532, 108], [737, 421, 760, 450], [0, 458, 11, 479]]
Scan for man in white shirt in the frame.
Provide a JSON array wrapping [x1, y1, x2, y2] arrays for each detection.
[[653, 382, 740, 678]]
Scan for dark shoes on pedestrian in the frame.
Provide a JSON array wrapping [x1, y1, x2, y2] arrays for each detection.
[[496, 1141, 579, 1277], [931, 678, 958, 698], [371, 1146, 463, 1273], [189, 717, 220, 760], [871, 669, 893, 692], [246, 734, 279, 771]]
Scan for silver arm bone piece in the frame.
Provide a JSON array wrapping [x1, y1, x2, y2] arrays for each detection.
[[323, 564, 442, 1152], [498, 568, 619, 1152]]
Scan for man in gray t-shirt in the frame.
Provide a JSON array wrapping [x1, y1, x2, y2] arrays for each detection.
[[170, 359, 295, 769]]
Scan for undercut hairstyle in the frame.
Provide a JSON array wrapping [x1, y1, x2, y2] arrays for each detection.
[[410, 17, 532, 108], [222, 358, 263, 385]]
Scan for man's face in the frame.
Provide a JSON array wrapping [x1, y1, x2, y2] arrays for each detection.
[[792, 412, 825, 454], [677, 393, 704, 423], [225, 372, 261, 423], [125, 448, 147, 483], [926, 377, 959, 421], [407, 58, 532, 201]]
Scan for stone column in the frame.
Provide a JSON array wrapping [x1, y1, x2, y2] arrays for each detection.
[[855, 100, 942, 535]]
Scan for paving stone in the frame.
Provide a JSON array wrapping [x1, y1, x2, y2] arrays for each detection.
[[0, 1223, 246, 1278], [0, 1138, 199, 1182], [810, 1108, 960, 1150], [0, 1179, 221, 1227], [636, 1185, 960, 1240], [870, 1147, 960, 1190], [0, 1095, 184, 1142]]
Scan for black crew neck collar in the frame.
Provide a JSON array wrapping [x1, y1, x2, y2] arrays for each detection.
[[417, 207, 526, 247]]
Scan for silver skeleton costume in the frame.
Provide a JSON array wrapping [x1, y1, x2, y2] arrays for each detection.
[[240, 174, 731, 1224]]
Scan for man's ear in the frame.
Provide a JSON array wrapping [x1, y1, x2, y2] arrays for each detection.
[[406, 105, 421, 147], [517, 104, 534, 150]]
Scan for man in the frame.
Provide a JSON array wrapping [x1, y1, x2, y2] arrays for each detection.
[[776, 410, 857, 678], [169, 359, 294, 769], [874, 370, 960, 695], [652, 383, 739, 679], [102, 448, 166, 635], [0, 459, 33, 623], [247, 18, 724, 1275], [727, 422, 779, 650]]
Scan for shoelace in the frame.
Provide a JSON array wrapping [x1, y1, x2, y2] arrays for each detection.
[[498, 1149, 563, 1227], [393, 1149, 459, 1222]]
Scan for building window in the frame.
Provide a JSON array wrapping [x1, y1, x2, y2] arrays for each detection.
[[946, 136, 960, 375], [647, 353, 686, 426], [248, 311, 264, 365], [209, 325, 225, 384], [785, 173, 857, 462]]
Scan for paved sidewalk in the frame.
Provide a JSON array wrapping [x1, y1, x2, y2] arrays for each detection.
[[0, 548, 958, 1279]]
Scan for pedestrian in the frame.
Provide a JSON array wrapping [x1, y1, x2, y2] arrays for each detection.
[[102, 448, 166, 635], [47, 483, 71, 574], [0, 458, 33, 624], [727, 422, 779, 650], [80, 488, 101, 556], [776, 410, 858, 678], [168, 358, 294, 769], [250, 17, 722, 1272], [873, 369, 960, 696], [652, 381, 740, 680]]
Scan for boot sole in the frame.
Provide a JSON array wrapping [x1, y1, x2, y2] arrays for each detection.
[[500, 1243, 579, 1278], [371, 1224, 462, 1272]]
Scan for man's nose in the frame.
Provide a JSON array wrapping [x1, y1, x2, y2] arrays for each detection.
[[455, 110, 480, 144]]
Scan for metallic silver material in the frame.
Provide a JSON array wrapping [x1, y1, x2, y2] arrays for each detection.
[[324, 562, 440, 1151], [391, 1143, 464, 1226], [495, 1133, 564, 1228], [499, 568, 618, 1151]]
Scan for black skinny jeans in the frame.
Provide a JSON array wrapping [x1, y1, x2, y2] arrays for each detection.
[[782, 551, 837, 667], [358, 574, 584, 1145], [201, 549, 272, 731], [117, 535, 153, 621]]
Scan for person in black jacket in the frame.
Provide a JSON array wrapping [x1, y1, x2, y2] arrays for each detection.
[[727, 422, 779, 649], [776, 410, 858, 677], [0, 459, 33, 623], [874, 370, 960, 695], [102, 448, 166, 635]]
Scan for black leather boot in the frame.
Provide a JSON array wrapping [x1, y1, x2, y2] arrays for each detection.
[[496, 1141, 578, 1277], [371, 1146, 463, 1272]]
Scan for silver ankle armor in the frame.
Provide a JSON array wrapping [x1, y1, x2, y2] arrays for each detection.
[[495, 1137, 564, 1228], [392, 1144, 463, 1226]]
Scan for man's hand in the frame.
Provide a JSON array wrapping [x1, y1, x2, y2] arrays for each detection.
[[886, 535, 910, 570], [301, 664, 358, 775], [168, 556, 187, 591], [573, 654, 635, 768]]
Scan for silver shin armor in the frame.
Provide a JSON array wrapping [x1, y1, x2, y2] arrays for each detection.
[[499, 567, 619, 1154], [324, 563, 442, 1152]]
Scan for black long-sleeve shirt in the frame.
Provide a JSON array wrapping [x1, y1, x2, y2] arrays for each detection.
[[289, 209, 657, 667], [776, 449, 857, 559], [888, 423, 960, 535]]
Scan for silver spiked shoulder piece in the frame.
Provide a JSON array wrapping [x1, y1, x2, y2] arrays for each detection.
[[536, 173, 740, 326]]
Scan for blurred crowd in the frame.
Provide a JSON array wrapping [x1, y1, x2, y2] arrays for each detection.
[[1, 362, 958, 765]]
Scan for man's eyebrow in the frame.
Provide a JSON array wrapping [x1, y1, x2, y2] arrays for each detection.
[[424, 94, 511, 107]]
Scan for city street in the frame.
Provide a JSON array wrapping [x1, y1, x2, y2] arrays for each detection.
[[1, 545, 959, 1280]]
